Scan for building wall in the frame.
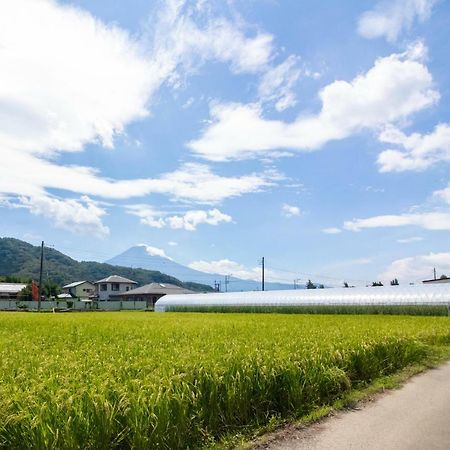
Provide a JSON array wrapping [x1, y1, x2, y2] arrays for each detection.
[[96, 282, 136, 301], [0, 300, 147, 310]]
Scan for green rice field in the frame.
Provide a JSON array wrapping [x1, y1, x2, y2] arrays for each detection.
[[1, 312, 450, 449]]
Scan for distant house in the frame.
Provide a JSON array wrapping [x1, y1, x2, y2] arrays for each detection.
[[94, 275, 138, 301], [0, 283, 27, 299], [62, 281, 95, 299], [117, 283, 195, 307], [422, 276, 450, 285]]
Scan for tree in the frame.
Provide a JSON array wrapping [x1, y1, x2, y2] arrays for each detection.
[[440, 274, 448, 280], [343, 281, 349, 288], [372, 281, 383, 287], [306, 279, 316, 289], [390, 278, 399, 286], [18, 283, 32, 301], [318, 284, 325, 289]]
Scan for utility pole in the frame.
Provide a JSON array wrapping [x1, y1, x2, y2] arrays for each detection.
[[224, 275, 231, 292], [294, 278, 301, 289], [261, 257, 265, 291], [434, 267, 437, 280], [214, 280, 221, 292], [38, 241, 44, 312]]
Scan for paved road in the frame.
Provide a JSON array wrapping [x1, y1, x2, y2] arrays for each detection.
[[264, 362, 450, 450]]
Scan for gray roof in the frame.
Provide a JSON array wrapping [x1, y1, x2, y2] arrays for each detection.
[[118, 283, 195, 296], [0, 283, 27, 294], [63, 280, 94, 289], [95, 275, 137, 284]]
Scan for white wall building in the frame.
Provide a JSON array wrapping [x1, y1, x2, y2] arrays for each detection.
[[94, 275, 137, 301]]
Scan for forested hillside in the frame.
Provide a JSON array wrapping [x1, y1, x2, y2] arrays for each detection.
[[0, 238, 212, 292]]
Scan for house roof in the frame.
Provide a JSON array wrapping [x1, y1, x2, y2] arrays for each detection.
[[62, 280, 93, 289], [0, 283, 27, 294], [118, 283, 195, 296], [95, 275, 138, 284]]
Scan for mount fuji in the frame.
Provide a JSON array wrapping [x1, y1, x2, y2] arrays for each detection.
[[106, 245, 298, 292]]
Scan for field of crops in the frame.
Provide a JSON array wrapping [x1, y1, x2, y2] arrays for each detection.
[[1, 312, 450, 449]]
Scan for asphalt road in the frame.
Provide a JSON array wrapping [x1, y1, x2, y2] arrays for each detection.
[[264, 361, 450, 450]]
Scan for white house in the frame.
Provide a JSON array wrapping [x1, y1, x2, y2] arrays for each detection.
[[94, 275, 138, 301], [62, 281, 95, 299]]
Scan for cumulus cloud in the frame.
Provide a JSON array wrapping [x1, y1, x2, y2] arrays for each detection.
[[188, 44, 438, 161], [357, 0, 437, 43], [344, 212, 450, 231], [137, 244, 173, 260], [377, 123, 450, 172], [379, 252, 450, 283], [282, 204, 301, 217], [128, 206, 232, 231], [2, 194, 109, 238]]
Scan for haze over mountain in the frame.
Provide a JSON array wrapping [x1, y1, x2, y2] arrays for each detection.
[[106, 245, 299, 291]]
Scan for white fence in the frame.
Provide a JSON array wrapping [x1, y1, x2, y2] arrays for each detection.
[[0, 300, 148, 311]]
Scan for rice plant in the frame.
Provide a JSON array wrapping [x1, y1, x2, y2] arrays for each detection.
[[0, 312, 449, 449]]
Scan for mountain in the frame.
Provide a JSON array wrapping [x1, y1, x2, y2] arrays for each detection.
[[0, 238, 213, 292], [106, 245, 298, 291]]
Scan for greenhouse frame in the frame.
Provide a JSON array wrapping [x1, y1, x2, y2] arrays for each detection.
[[155, 284, 450, 313]]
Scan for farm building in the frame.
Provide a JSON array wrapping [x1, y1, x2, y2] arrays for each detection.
[[94, 275, 137, 301], [62, 280, 95, 299], [422, 276, 450, 285], [155, 284, 450, 312], [0, 283, 27, 299], [117, 283, 195, 307]]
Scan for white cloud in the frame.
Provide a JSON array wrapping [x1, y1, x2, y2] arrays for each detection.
[[397, 236, 424, 243], [282, 204, 301, 217], [137, 244, 173, 260], [379, 252, 450, 283], [168, 241, 178, 246], [188, 258, 291, 283], [0, 0, 155, 157], [377, 123, 450, 172], [128, 206, 232, 231], [147, 0, 273, 80], [322, 227, 342, 234], [357, 0, 437, 43], [0, 0, 281, 235], [434, 185, 450, 205], [258, 55, 301, 111], [344, 212, 450, 231], [188, 44, 438, 161], [4, 194, 109, 238]]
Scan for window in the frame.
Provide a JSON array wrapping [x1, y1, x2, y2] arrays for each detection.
[[126, 286, 130, 291], [111, 283, 120, 291], [100, 284, 107, 291]]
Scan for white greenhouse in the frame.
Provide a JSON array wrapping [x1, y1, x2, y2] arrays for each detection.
[[155, 284, 450, 312]]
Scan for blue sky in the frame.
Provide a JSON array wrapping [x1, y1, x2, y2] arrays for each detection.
[[1, 0, 450, 286]]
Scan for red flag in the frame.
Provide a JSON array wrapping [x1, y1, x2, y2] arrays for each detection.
[[31, 280, 39, 301]]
